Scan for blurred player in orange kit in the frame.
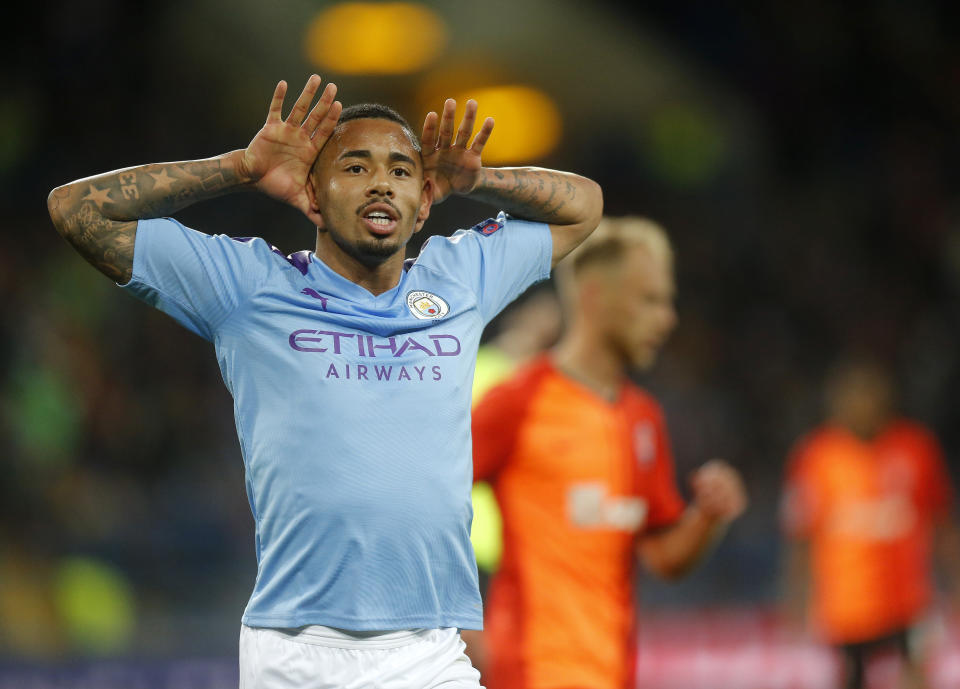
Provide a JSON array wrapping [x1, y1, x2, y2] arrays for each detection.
[[781, 357, 960, 689], [468, 217, 748, 689]]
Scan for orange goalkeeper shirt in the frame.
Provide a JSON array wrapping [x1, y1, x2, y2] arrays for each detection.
[[781, 421, 952, 644], [472, 356, 686, 689]]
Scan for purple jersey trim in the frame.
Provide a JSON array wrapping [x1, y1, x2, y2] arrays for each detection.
[[231, 238, 312, 276], [286, 250, 312, 276]]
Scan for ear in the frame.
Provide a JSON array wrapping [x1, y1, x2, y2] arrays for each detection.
[[305, 174, 326, 229], [413, 176, 434, 234], [578, 273, 614, 315]]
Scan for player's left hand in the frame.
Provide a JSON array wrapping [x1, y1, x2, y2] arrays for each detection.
[[420, 99, 494, 204], [690, 459, 747, 524]]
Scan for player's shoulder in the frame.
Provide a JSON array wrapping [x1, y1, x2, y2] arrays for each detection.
[[228, 236, 299, 267], [786, 424, 844, 472], [881, 417, 936, 440], [406, 227, 482, 286], [478, 355, 555, 403], [879, 418, 942, 456], [621, 381, 666, 421], [415, 212, 522, 255]]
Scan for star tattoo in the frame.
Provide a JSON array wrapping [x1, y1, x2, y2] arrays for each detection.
[[149, 169, 175, 192], [83, 184, 113, 210]]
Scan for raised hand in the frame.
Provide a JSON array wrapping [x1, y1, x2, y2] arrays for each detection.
[[239, 75, 342, 225], [421, 99, 494, 205], [690, 460, 748, 524]]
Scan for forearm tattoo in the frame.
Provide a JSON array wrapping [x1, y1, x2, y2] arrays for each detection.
[[472, 167, 580, 224], [47, 157, 241, 283]]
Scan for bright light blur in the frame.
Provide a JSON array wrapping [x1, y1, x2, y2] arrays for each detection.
[[439, 85, 562, 164], [304, 3, 447, 75]]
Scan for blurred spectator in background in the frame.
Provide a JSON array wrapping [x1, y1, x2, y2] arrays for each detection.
[[466, 218, 747, 689], [781, 356, 960, 689]]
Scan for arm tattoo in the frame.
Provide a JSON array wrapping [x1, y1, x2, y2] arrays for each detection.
[[47, 155, 243, 283], [472, 167, 584, 224]]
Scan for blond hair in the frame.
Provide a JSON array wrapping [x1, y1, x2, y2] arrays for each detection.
[[557, 216, 673, 300]]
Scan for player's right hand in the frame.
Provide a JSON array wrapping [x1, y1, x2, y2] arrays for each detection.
[[238, 75, 342, 226]]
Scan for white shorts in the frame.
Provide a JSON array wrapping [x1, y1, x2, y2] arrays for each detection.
[[239, 624, 483, 689]]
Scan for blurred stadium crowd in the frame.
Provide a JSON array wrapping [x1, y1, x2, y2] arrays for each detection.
[[1, 0, 960, 677]]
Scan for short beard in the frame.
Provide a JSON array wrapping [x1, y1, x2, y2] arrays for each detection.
[[327, 228, 407, 268]]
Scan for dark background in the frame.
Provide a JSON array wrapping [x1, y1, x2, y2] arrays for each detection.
[[2, 0, 959, 659]]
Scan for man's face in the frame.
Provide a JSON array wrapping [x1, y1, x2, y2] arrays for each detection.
[[309, 118, 431, 266], [829, 367, 894, 438], [597, 246, 677, 370]]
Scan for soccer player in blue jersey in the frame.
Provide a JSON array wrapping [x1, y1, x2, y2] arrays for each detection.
[[47, 75, 603, 688]]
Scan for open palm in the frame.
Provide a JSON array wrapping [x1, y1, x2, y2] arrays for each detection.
[[240, 75, 342, 225], [421, 99, 494, 205]]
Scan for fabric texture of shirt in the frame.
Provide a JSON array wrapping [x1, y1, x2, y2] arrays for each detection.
[[472, 356, 686, 689], [121, 212, 551, 630], [781, 421, 952, 644]]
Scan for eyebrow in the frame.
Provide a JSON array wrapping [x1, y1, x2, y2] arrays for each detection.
[[338, 150, 419, 167]]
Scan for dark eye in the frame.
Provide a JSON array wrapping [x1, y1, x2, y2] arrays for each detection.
[[347, 165, 365, 173], [392, 168, 410, 177]]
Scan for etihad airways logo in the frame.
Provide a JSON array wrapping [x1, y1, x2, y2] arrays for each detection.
[[289, 330, 461, 357], [288, 330, 461, 383]]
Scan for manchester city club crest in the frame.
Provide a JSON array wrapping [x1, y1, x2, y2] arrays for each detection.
[[406, 290, 450, 320]]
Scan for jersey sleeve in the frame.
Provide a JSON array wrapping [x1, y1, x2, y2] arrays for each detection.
[[419, 212, 553, 324], [121, 217, 274, 341], [644, 405, 687, 530]]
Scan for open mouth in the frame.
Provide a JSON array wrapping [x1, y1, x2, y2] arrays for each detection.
[[360, 203, 400, 237]]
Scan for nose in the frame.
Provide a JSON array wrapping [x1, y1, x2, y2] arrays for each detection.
[[366, 168, 394, 197], [663, 304, 678, 333]]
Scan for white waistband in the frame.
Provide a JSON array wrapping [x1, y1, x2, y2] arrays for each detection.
[[249, 624, 451, 650]]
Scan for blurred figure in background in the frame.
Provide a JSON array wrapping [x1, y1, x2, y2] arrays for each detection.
[[472, 286, 562, 403], [466, 286, 562, 670], [781, 356, 960, 689], [467, 217, 747, 689]]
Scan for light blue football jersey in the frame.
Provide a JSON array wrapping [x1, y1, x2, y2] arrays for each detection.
[[121, 213, 552, 630]]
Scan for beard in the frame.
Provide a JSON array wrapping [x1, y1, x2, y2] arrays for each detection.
[[325, 225, 408, 267]]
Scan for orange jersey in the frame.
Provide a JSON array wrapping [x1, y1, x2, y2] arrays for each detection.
[[781, 421, 952, 644], [472, 356, 685, 689]]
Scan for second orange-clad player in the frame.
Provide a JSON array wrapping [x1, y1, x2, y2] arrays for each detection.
[[468, 218, 747, 689], [781, 358, 960, 689]]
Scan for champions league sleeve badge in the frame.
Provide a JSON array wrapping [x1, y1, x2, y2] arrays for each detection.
[[407, 290, 450, 319], [471, 218, 504, 236]]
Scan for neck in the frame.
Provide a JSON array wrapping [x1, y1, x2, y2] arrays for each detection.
[[314, 232, 405, 296], [834, 415, 887, 441], [552, 324, 625, 401]]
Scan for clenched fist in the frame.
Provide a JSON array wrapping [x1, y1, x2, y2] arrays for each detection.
[[690, 459, 747, 523]]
